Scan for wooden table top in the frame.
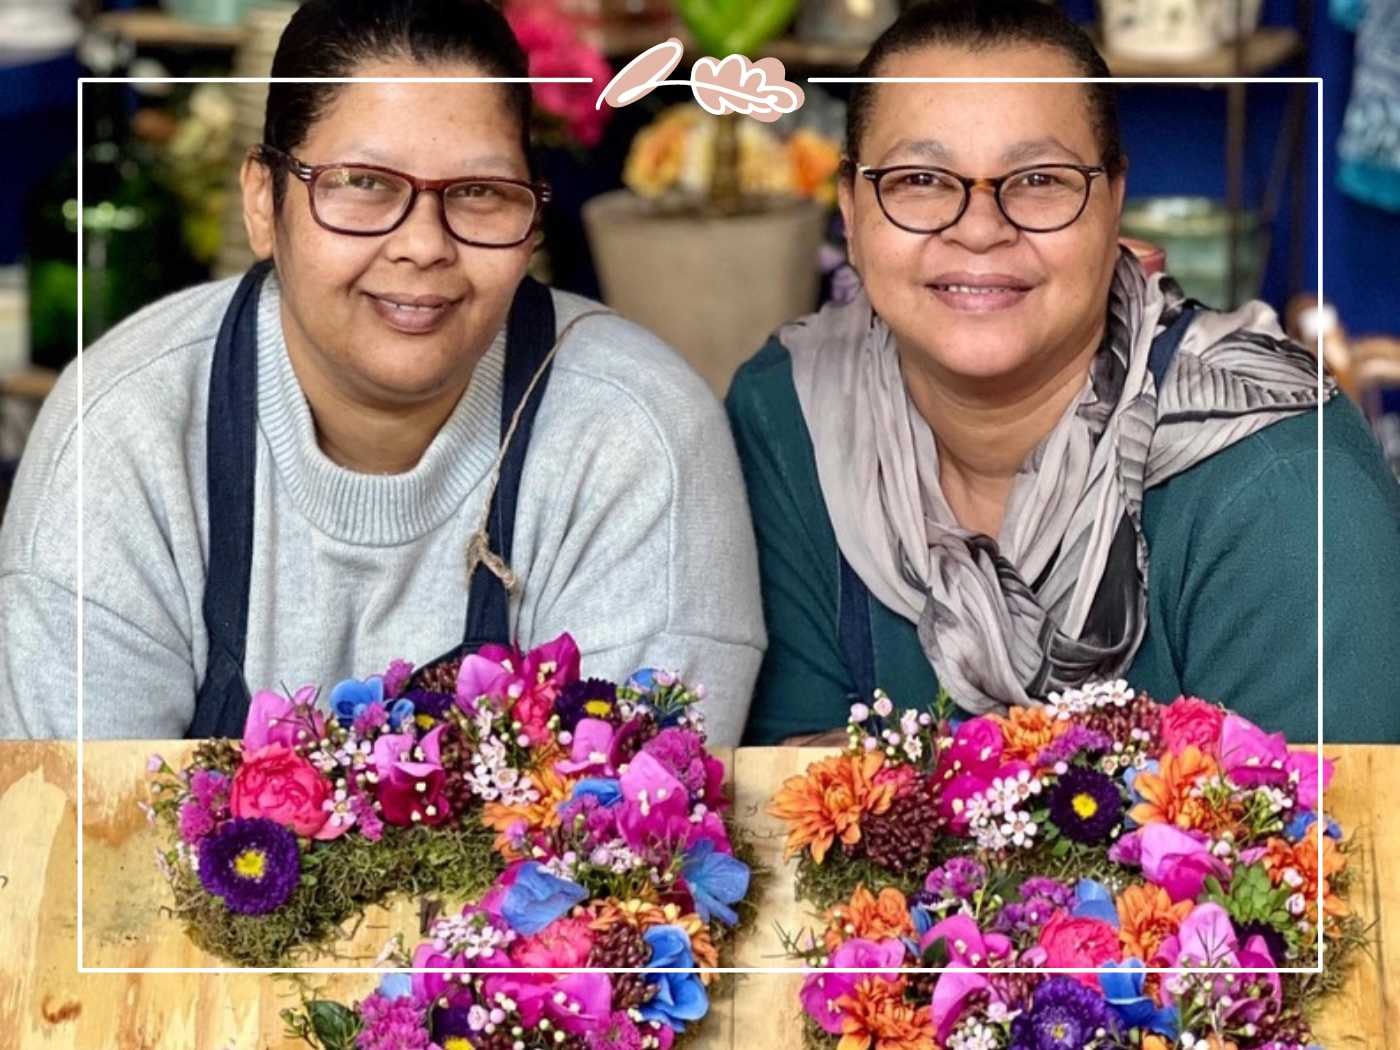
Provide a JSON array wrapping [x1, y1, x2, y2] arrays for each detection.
[[0, 742, 1394, 1049]]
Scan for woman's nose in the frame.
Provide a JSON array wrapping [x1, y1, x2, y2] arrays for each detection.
[[940, 184, 1018, 252], [383, 190, 457, 266]]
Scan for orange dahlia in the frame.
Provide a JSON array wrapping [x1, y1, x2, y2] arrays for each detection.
[[836, 977, 935, 1050], [769, 752, 897, 863], [995, 705, 1070, 765], [1117, 883, 1193, 963], [481, 759, 574, 858], [1261, 835, 1349, 928], [1127, 745, 1220, 828], [824, 885, 914, 952]]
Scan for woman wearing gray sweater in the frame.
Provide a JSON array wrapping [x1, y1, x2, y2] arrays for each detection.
[[0, 0, 764, 742]]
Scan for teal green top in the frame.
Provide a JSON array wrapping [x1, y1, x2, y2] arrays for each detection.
[[727, 337, 1400, 745]]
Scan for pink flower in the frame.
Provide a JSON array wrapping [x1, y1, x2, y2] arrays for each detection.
[[242, 686, 324, 752], [800, 938, 903, 1034], [229, 743, 331, 837], [1037, 911, 1123, 987], [557, 718, 616, 776], [1285, 749, 1333, 810], [510, 916, 595, 968], [482, 971, 611, 1035], [936, 717, 1005, 781], [381, 658, 415, 699], [456, 643, 525, 710], [618, 752, 691, 853], [371, 725, 452, 827], [1160, 902, 1239, 968], [1139, 823, 1231, 902], [410, 941, 471, 1006], [505, 7, 613, 148], [177, 800, 215, 843], [923, 915, 1012, 1041], [1160, 696, 1226, 755], [1219, 714, 1290, 788]]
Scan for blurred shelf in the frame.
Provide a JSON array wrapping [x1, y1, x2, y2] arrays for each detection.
[[0, 368, 59, 402], [1093, 26, 1303, 78], [93, 9, 246, 49]]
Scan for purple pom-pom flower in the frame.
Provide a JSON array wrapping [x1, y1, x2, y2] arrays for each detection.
[[196, 817, 301, 915]]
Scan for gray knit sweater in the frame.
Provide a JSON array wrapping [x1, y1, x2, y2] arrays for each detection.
[[0, 272, 765, 743]]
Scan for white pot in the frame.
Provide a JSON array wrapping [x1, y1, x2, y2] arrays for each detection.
[[583, 191, 828, 395], [1100, 0, 1222, 61]]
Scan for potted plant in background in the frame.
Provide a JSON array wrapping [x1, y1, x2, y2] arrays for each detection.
[[583, 0, 843, 395]]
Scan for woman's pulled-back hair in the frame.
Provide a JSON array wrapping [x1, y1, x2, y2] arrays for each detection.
[[262, 0, 532, 208], [846, 0, 1123, 177]]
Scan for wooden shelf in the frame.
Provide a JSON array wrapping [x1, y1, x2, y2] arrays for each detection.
[[1094, 26, 1303, 78], [93, 9, 246, 49]]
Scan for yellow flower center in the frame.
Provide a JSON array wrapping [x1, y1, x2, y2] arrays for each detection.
[[233, 848, 266, 880], [1071, 792, 1099, 820], [443, 1039, 473, 1050], [584, 699, 613, 717]]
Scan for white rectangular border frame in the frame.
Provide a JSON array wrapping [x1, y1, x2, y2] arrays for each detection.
[[76, 74, 1327, 980]]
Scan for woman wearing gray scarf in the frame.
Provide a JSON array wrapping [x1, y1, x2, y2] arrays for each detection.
[[729, 0, 1400, 745]]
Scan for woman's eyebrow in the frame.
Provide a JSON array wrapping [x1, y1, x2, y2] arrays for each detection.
[[329, 148, 523, 175], [1000, 137, 1085, 165], [879, 138, 955, 164]]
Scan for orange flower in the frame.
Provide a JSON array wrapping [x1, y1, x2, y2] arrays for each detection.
[[1127, 745, 1220, 828], [824, 886, 914, 952], [769, 752, 897, 863], [481, 759, 574, 858], [836, 977, 935, 1050], [1143, 1038, 1171, 1050], [1117, 883, 1193, 963], [788, 128, 841, 204], [1261, 835, 1349, 928], [582, 898, 719, 981], [995, 705, 1070, 765]]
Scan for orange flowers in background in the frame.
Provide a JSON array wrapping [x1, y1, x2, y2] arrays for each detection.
[[823, 886, 914, 952], [836, 977, 935, 1050], [1117, 882, 1193, 963], [482, 757, 573, 858], [1261, 834, 1350, 928], [769, 752, 898, 863]]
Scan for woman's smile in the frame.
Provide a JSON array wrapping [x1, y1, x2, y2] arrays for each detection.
[[363, 289, 465, 335], [925, 270, 1038, 313]]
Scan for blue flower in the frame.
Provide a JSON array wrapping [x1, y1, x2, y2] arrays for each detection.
[[1285, 810, 1343, 842], [501, 862, 587, 935], [680, 840, 749, 926], [640, 925, 709, 1032], [329, 675, 385, 727], [386, 697, 416, 732], [1071, 878, 1120, 928], [571, 778, 623, 807], [376, 972, 412, 1001], [1099, 959, 1178, 1037]]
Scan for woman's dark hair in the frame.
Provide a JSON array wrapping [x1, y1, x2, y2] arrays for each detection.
[[262, 0, 532, 209], [846, 0, 1123, 177]]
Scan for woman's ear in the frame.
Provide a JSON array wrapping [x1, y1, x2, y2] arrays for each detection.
[[240, 150, 276, 259], [837, 171, 861, 275]]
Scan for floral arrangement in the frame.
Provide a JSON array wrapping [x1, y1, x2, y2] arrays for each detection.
[[624, 103, 841, 207], [770, 683, 1361, 1050], [145, 632, 755, 991], [506, 1, 614, 148]]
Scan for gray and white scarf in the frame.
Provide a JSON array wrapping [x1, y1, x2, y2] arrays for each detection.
[[783, 251, 1332, 714]]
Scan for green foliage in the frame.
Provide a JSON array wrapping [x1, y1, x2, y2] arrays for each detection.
[[674, 0, 800, 58]]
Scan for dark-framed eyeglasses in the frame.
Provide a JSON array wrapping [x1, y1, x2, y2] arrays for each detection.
[[256, 144, 551, 249], [854, 162, 1107, 235]]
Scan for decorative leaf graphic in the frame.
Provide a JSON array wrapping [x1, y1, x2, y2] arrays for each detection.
[[595, 37, 686, 111], [689, 54, 804, 123]]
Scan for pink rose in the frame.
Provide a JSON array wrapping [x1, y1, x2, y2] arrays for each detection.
[[1037, 911, 1123, 987], [510, 917, 595, 969], [1159, 696, 1225, 755], [230, 744, 331, 838]]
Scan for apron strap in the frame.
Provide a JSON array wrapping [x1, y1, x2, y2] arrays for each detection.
[[461, 275, 556, 650], [187, 261, 271, 739]]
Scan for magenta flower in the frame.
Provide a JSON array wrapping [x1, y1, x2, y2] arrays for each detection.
[[381, 658, 415, 699], [642, 728, 728, 808], [455, 642, 525, 713], [371, 725, 452, 827], [1139, 823, 1231, 902], [800, 938, 903, 1034], [543, 973, 614, 1036], [617, 752, 691, 853], [1219, 714, 1290, 788], [409, 941, 472, 1006], [242, 685, 324, 752], [1285, 749, 1333, 810], [935, 717, 1005, 781], [557, 718, 617, 776], [1161, 902, 1239, 967]]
